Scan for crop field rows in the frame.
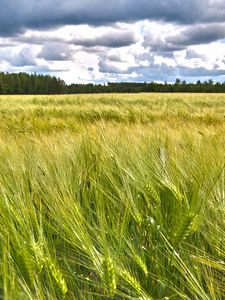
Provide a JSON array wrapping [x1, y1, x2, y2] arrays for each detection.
[[0, 93, 224, 299]]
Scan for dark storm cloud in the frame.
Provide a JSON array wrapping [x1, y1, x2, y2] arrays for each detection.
[[0, 0, 214, 36], [71, 30, 137, 48], [144, 23, 225, 54], [167, 24, 225, 47], [203, 0, 225, 23], [143, 23, 225, 59]]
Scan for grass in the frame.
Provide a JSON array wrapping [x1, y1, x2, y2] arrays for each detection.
[[0, 93, 224, 299], [0, 93, 225, 133]]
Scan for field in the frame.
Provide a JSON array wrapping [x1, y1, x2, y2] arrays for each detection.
[[0, 93, 224, 300]]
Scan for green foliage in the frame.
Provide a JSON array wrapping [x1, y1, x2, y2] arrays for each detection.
[[0, 94, 224, 299]]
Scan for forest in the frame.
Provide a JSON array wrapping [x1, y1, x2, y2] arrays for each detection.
[[0, 72, 225, 94]]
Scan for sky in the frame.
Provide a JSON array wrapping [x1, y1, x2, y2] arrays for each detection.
[[0, 0, 225, 83]]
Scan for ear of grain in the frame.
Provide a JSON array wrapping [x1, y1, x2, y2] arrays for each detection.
[[120, 269, 141, 293], [45, 258, 68, 295], [101, 256, 117, 297], [133, 254, 148, 276], [173, 213, 200, 245]]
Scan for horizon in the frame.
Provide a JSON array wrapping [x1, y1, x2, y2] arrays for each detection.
[[1, 1, 225, 84], [2, 72, 225, 86]]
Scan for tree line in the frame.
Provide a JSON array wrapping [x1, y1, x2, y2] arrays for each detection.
[[0, 72, 225, 94]]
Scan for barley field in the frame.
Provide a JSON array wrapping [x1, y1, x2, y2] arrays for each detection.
[[0, 93, 224, 300]]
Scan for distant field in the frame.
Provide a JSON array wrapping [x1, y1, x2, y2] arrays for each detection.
[[0, 94, 224, 299], [0, 93, 225, 133]]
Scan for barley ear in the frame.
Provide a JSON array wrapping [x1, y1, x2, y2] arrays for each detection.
[[120, 269, 141, 293], [102, 255, 117, 297]]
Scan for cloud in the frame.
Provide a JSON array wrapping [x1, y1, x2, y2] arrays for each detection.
[[143, 23, 225, 55], [98, 51, 137, 74], [128, 63, 225, 82], [14, 35, 63, 45], [0, 62, 68, 74], [37, 43, 74, 61], [204, 0, 225, 23], [167, 24, 225, 47], [144, 35, 182, 53], [1, 0, 225, 83], [98, 56, 128, 74], [185, 50, 205, 59], [23, 65, 69, 73], [98, 53, 225, 80], [0, 47, 37, 66], [178, 66, 225, 77], [0, 0, 211, 36], [71, 30, 137, 48], [107, 54, 125, 62]]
